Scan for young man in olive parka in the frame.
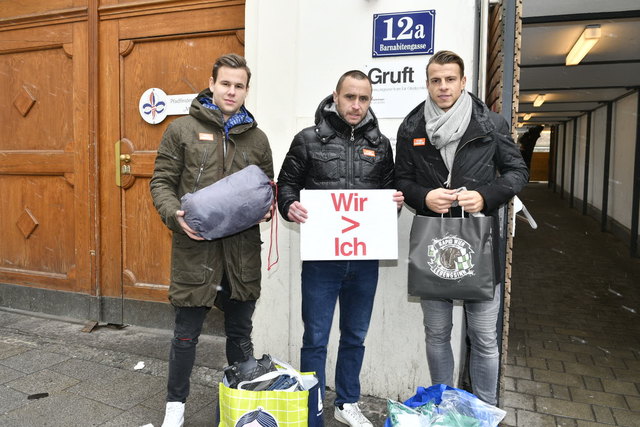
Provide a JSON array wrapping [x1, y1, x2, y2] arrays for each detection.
[[150, 53, 273, 427]]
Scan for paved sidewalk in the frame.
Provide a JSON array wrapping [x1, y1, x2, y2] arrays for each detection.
[[0, 309, 386, 426], [503, 183, 640, 426]]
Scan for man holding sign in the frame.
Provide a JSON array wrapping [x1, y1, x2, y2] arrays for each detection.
[[277, 70, 403, 427]]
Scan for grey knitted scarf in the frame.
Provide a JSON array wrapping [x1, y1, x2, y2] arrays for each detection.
[[424, 90, 472, 187]]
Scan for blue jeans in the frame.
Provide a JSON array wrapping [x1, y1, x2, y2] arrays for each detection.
[[300, 260, 379, 406], [420, 285, 501, 405]]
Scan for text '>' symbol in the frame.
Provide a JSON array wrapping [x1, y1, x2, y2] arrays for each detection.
[[341, 216, 360, 234]]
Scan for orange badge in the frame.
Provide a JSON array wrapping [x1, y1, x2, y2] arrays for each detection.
[[198, 133, 214, 141], [413, 138, 426, 146], [362, 148, 376, 157]]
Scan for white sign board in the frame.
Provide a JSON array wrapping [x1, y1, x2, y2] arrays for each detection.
[[365, 61, 427, 119], [300, 189, 398, 260]]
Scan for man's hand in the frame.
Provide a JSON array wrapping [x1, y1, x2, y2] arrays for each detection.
[[258, 205, 274, 223], [287, 201, 308, 224], [392, 191, 404, 210], [457, 190, 484, 213], [176, 210, 205, 240], [425, 188, 458, 213]]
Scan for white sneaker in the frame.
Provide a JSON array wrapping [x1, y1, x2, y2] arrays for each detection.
[[161, 402, 185, 427], [334, 402, 373, 427]]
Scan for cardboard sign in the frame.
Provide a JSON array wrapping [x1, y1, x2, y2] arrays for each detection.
[[300, 189, 398, 260]]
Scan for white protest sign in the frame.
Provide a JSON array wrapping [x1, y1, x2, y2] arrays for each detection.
[[300, 189, 398, 260]]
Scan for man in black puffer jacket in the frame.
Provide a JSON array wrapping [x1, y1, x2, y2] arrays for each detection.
[[277, 70, 403, 427], [395, 50, 528, 407]]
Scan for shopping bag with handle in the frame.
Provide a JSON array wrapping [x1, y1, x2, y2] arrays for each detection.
[[218, 356, 322, 427], [408, 209, 496, 301]]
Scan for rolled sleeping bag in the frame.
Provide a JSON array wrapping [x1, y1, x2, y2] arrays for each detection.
[[181, 164, 273, 240]]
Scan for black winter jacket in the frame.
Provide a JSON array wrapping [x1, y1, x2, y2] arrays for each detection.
[[277, 95, 395, 220], [395, 93, 528, 217]]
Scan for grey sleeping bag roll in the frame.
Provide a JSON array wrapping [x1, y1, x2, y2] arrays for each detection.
[[181, 165, 273, 240]]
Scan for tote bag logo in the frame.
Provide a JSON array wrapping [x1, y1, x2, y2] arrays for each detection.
[[235, 407, 279, 427], [427, 235, 475, 280]]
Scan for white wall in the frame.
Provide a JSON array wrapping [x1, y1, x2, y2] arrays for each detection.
[[575, 115, 587, 202], [563, 122, 573, 193], [588, 106, 607, 210], [245, 0, 479, 399], [551, 92, 638, 237], [610, 93, 638, 229]]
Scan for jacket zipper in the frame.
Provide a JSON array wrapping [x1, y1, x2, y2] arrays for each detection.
[[193, 146, 209, 192], [347, 126, 355, 188]]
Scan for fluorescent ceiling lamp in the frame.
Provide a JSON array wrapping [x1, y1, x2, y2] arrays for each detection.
[[523, 113, 532, 121], [566, 25, 601, 66], [533, 95, 545, 107]]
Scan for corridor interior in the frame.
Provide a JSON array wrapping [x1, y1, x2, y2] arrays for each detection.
[[503, 183, 640, 426]]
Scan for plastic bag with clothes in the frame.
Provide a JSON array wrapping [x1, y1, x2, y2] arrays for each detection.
[[386, 384, 506, 427]]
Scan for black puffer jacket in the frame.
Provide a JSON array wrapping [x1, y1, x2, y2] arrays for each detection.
[[395, 93, 528, 217], [277, 95, 395, 219]]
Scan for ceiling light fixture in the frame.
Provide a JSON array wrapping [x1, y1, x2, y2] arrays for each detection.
[[533, 95, 545, 107], [523, 113, 532, 121], [566, 25, 601, 66]]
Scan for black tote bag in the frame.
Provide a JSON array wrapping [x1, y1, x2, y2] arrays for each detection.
[[408, 213, 496, 301]]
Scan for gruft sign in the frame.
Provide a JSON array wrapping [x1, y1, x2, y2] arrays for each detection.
[[300, 189, 398, 260]]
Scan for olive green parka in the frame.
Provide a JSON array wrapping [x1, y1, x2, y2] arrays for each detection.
[[150, 88, 273, 307]]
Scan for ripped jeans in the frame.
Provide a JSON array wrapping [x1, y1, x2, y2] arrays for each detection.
[[166, 277, 255, 403]]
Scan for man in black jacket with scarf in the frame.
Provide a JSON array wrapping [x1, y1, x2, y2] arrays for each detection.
[[277, 70, 403, 427], [395, 50, 528, 406]]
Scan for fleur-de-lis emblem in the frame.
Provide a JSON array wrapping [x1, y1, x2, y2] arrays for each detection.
[[142, 90, 166, 120]]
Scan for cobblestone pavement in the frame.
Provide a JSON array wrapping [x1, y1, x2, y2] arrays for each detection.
[[503, 183, 640, 426]]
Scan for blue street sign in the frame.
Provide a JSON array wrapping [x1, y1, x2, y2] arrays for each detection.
[[372, 10, 435, 57]]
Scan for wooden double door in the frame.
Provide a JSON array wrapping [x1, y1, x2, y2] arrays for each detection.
[[0, 0, 245, 324]]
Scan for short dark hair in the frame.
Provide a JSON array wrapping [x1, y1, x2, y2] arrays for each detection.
[[335, 70, 372, 93], [427, 50, 465, 79], [212, 53, 251, 87]]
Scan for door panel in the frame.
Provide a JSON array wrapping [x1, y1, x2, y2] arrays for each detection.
[[0, 23, 91, 294], [98, 3, 245, 317], [119, 33, 243, 303], [0, 0, 244, 324]]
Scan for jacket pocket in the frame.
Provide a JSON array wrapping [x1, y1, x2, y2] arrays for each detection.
[[240, 227, 262, 282], [309, 150, 342, 182], [171, 233, 208, 285], [358, 149, 384, 183]]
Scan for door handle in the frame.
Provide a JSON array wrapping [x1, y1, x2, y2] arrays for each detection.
[[115, 138, 136, 189], [115, 142, 132, 187]]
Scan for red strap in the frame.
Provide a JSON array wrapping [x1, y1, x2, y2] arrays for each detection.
[[267, 182, 279, 271]]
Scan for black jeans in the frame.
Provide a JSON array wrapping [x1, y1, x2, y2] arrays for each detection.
[[166, 275, 256, 402]]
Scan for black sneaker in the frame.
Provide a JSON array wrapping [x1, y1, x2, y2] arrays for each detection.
[[223, 354, 276, 388]]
